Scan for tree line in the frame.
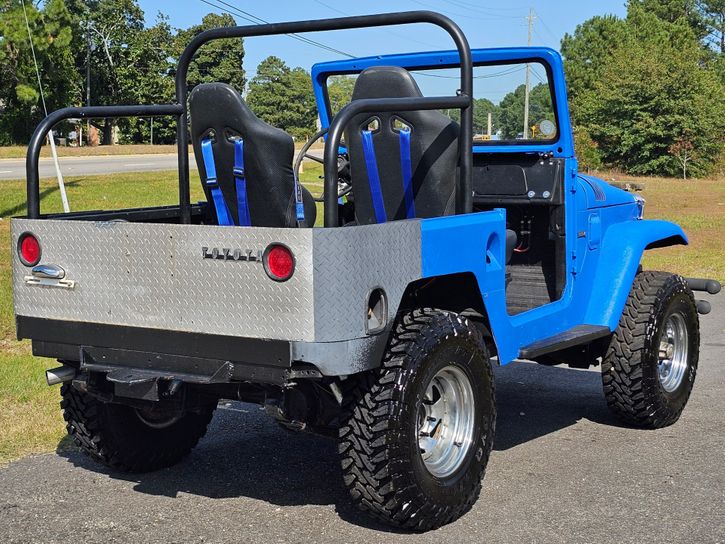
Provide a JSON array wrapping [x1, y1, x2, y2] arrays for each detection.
[[563, 0, 725, 177], [1, 0, 724, 177], [0, 1, 249, 145]]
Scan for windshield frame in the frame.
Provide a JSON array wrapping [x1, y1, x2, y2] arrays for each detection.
[[312, 47, 573, 157]]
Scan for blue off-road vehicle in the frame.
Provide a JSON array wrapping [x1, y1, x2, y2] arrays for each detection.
[[12, 12, 720, 531]]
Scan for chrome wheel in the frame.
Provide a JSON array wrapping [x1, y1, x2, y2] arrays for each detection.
[[135, 407, 182, 429], [418, 365, 476, 478], [657, 312, 689, 393]]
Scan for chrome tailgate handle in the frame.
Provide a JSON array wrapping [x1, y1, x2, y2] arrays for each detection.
[[31, 264, 66, 279]]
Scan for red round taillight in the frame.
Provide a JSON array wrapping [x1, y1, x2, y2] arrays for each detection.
[[18, 232, 41, 266], [263, 243, 295, 281]]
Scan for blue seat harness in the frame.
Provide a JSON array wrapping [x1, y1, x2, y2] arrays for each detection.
[[200, 137, 305, 227], [200, 138, 235, 226], [232, 138, 252, 227], [361, 127, 415, 223]]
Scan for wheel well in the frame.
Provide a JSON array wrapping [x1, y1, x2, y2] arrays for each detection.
[[645, 234, 687, 250], [398, 272, 495, 352]]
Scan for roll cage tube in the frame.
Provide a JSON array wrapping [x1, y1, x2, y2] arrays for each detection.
[[25, 11, 473, 225], [25, 105, 183, 219]]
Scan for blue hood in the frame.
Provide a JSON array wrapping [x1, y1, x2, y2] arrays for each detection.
[[577, 174, 637, 209]]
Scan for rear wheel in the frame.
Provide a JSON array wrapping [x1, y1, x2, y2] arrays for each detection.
[[61, 384, 216, 472], [602, 271, 699, 428], [339, 308, 495, 531]]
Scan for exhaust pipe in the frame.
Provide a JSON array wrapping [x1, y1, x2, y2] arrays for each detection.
[[46, 365, 76, 386]]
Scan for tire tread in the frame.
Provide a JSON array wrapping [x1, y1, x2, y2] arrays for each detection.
[[339, 308, 494, 531]]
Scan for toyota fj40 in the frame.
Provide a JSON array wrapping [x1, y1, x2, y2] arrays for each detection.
[[12, 11, 720, 531]]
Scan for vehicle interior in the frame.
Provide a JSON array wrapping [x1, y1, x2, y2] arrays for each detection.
[[23, 12, 566, 318], [185, 57, 565, 315]]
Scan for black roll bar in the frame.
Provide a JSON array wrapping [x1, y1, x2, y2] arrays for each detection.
[[25, 105, 183, 218], [26, 11, 472, 226]]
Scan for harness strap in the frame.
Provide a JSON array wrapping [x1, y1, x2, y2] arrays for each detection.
[[292, 148, 306, 227], [398, 127, 415, 219], [361, 129, 387, 224], [233, 138, 251, 227], [201, 138, 234, 226]]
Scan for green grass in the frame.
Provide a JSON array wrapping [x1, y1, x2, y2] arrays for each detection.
[[0, 166, 721, 464], [628, 175, 725, 282]]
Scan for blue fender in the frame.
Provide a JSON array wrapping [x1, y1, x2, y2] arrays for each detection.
[[583, 219, 687, 329], [420, 210, 514, 363]]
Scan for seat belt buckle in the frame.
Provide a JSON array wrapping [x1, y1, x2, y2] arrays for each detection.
[[205, 175, 219, 188], [233, 167, 245, 178], [295, 201, 305, 222]]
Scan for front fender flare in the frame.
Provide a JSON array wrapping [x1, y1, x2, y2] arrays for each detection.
[[583, 219, 687, 329]]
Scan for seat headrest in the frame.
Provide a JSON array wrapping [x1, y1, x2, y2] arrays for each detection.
[[190, 82, 261, 140], [351, 66, 424, 100]]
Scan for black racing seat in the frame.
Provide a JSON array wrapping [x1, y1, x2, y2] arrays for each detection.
[[344, 66, 459, 225], [189, 82, 316, 227]]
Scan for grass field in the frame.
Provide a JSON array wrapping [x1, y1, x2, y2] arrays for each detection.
[[0, 167, 721, 464]]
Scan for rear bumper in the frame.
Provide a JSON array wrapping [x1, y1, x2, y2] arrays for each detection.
[[19, 316, 388, 383]]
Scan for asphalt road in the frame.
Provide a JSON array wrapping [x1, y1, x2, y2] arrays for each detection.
[[0, 150, 324, 180], [0, 154, 181, 180], [1, 292, 722, 544]]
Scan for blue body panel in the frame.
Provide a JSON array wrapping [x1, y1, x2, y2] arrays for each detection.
[[313, 46, 689, 363], [577, 174, 637, 208], [420, 208, 686, 364]]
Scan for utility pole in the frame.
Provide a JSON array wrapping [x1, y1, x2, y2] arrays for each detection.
[[86, 22, 91, 145], [487, 111, 492, 138], [523, 7, 535, 139]]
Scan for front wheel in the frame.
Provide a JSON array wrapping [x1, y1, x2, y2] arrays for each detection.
[[338, 308, 495, 531], [602, 271, 700, 428]]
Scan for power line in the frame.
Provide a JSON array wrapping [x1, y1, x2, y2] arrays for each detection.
[[20, 0, 70, 213], [440, 0, 524, 13], [441, 0, 526, 19], [199, 0, 355, 58], [407, 0, 523, 22], [532, 27, 548, 44], [311, 0, 445, 49], [533, 10, 559, 42], [530, 67, 547, 85], [20, 0, 48, 116]]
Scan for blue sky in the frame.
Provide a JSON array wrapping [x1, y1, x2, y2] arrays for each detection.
[[137, 0, 627, 99]]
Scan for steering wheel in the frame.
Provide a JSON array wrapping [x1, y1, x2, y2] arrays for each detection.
[[294, 128, 352, 202]]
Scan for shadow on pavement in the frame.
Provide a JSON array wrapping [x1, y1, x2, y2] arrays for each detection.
[[56, 361, 621, 530]]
